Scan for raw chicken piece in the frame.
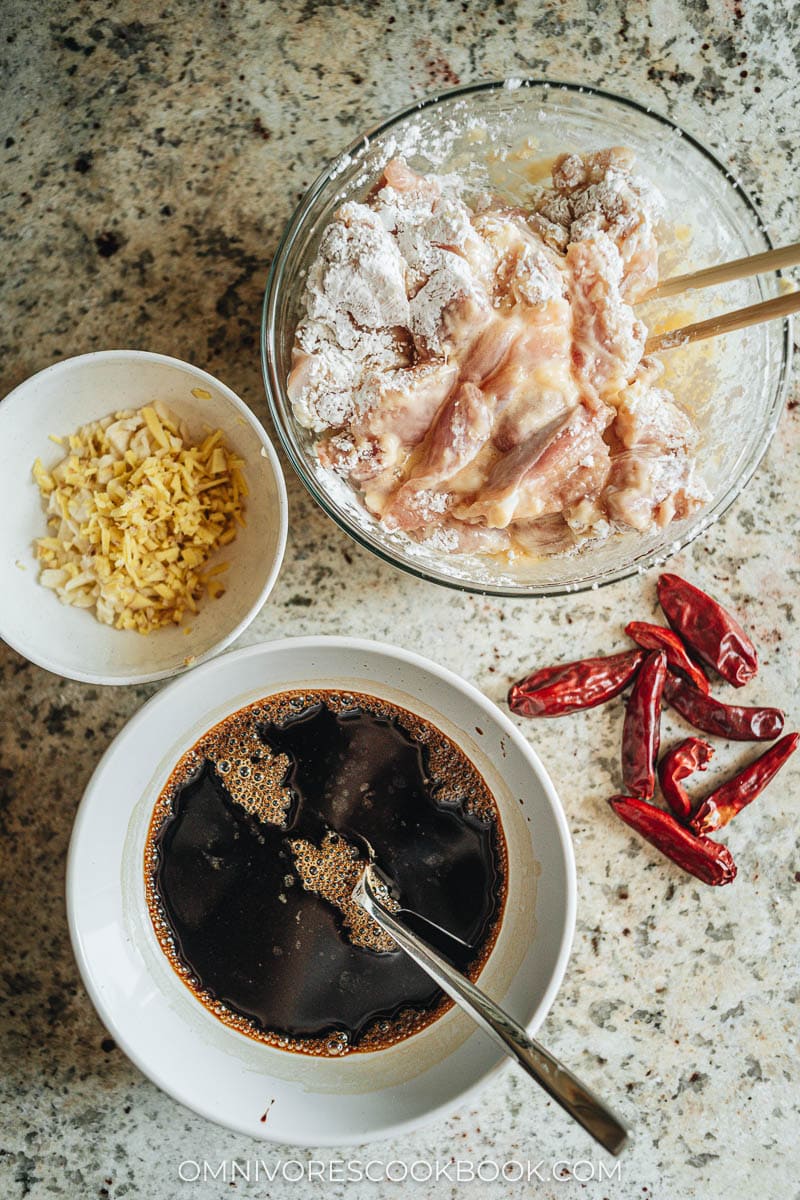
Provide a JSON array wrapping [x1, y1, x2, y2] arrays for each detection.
[[605, 446, 708, 531], [376, 309, 525, 527], [308, 202, 410, 332], [552, 147, 637, 189], [380, 284, 577, 529], [371, 159, 494, 355], [287, 203, 412, 434], [455, 403, 613, 528], [567, 233, 646, 400], [532, 148, 663, 300], [319, 361, 458, 485], [613, 379, 696, 451], [454, 312, 522, 387], [289, 163, 482, 430], [472, 209, 566, 308], [381, 382, 495, 530], [380, 157, 440, 197], [288, 342, 386, 433], [603, 378, 707, 531], [478, 301, 579, 451], [511, 514, 578, 557]]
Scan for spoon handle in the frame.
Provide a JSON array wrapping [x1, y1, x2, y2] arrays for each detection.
[[356, 869, 632, 1156]]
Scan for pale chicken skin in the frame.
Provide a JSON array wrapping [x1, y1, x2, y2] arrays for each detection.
[[288, 149, 708, 558]]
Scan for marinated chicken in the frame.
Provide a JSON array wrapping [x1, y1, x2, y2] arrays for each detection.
[[288, 149, 708, 557]]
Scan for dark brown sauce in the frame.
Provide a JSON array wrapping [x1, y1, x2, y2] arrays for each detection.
[[144, 690, 507, 1056]]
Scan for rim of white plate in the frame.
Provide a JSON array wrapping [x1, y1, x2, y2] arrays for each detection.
[[66, 636, 577, 1144]]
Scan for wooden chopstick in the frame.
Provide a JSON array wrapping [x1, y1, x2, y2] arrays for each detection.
[[645, 289, 800, 355], [643, 242, 800, 301]]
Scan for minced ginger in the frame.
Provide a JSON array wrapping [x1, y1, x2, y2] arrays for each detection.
[[31, 402, 247, 633]]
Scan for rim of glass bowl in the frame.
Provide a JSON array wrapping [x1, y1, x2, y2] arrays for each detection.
[[261, 78, 791, 598]]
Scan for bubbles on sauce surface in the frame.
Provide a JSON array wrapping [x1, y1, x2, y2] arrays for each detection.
[[144, 689, 507, 1057]]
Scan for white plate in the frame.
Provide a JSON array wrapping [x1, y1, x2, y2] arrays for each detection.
[[67, 637, 576, 1145], [0, 350, 288, 684]]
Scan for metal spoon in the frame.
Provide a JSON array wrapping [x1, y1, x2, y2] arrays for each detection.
[[353, 858, 632, 1156]]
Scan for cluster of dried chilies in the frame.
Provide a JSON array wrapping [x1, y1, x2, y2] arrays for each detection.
[[508, 574, 797, 886]]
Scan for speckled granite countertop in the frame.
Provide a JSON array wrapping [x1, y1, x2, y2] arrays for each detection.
[[2, 2, 798, 1197]]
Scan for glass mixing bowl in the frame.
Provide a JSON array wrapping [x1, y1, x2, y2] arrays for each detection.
[[261, 80, 790, 597]]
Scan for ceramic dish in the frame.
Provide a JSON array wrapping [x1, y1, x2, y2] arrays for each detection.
[[0, 350, 287, 684], [262, 78, 790, 597], [66, 637, 576, 1145]]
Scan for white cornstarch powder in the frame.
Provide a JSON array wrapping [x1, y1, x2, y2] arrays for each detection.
[[287, 150, 707, 558], [289, 168, 485, 431]]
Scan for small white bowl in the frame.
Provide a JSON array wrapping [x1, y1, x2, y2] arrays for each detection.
[[0, 350, 288, 685], [67, 637, 576, 1144]]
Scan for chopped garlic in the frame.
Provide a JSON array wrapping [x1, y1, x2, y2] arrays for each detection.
[[31, 403, 247, 634]]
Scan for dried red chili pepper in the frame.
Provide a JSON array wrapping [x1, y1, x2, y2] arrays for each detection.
[[690, 732, 799, 834], [658, 737, 715, 822], [663, 673, 784, 742], [608, 795, 737, 886], [621, 651, 667, 798], [657, 573, 758, 688], [625, 620, 709, 694], [507, 650, 644, 718]]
